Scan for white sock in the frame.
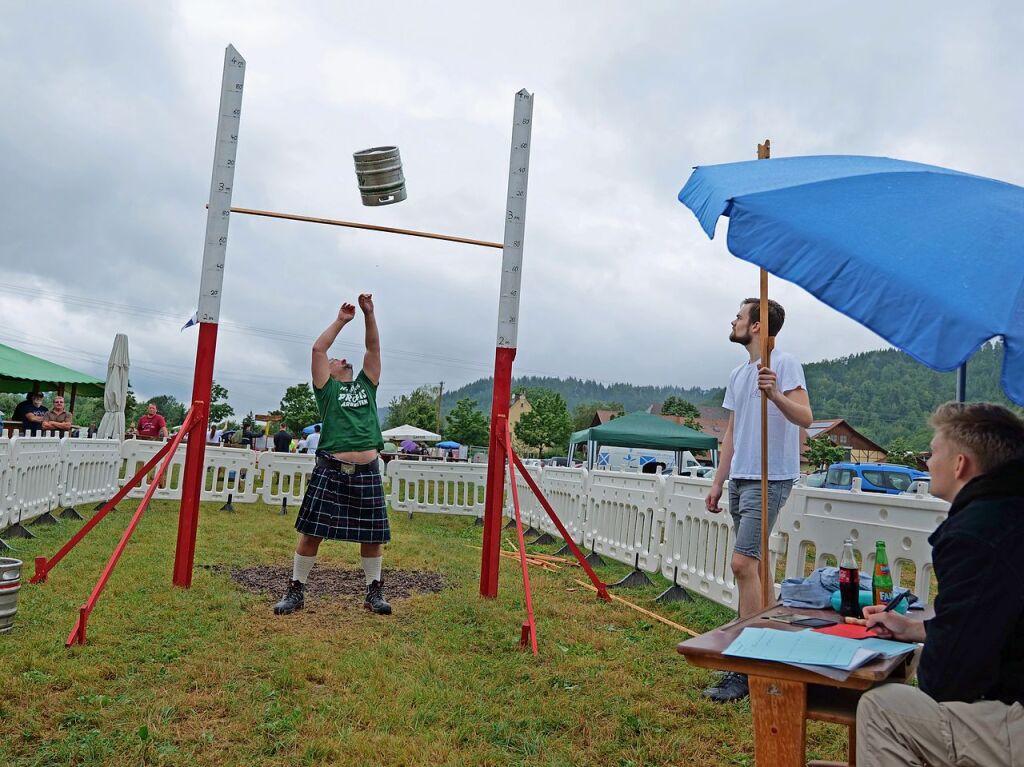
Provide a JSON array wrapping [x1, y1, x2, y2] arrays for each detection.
[[293, 553, 316, 584], [361, 556, 383, 585]]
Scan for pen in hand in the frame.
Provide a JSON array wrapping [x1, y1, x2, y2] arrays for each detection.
[[883, 590, 912, 613]]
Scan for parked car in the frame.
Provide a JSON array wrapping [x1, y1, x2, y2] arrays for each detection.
[[803, 470, 828, 488], [677, 465, 715, 478], [824, 462, 929, 494]]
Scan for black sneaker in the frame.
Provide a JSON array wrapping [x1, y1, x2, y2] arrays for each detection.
[[364, 579, 392, 615], [702, 671, 749, 702], [273, 579, 305, 615]]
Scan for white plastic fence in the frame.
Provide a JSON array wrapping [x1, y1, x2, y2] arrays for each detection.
[[59, 437, 121, 510], [0, 437, 950, 614], [774, 482, 946, 600], [587, 471, 664, 572], [388, 460, 487, 517], [384, 463, 949, 612], [9, 435, 63, 526], [660, 476, 741, 609], [0, 437, 13, 530], [257, 452, 315, 507]]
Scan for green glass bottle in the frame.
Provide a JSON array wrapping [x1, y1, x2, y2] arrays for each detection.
[[872, 540, 894, 606]]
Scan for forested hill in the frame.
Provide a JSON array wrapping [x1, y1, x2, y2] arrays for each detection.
[[442, 342, 1016, 450], [803, 342, 1014, 448], [441, 377, 719, 418]]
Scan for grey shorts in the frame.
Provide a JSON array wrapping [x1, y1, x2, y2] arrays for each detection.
[[728, 478, 794, 560]]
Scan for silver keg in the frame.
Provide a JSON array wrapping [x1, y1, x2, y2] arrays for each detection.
[[0, 558, 21, 634], [353, 146, 407, 206]]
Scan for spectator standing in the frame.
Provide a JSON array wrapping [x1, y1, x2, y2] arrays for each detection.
[[13, 391, 48, 434], [273, 424, 292, 453], [43, 395, 74, 433], [137, 403, 168, 440], [296, 435, 309, 454], [305, 424, 322, 453], [702, 298, 813, 703]]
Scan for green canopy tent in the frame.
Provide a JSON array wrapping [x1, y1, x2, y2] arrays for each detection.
[[569, 411, 719, 473], [0, 342, 105, 414]]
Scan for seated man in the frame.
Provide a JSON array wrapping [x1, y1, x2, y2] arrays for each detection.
[[13, 391, 48, 434], [43, 395, 74, 433], [857, 402, 1024, 766]]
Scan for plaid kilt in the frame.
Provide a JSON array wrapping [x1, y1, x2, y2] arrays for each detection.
[[295, 464, 390, 543]]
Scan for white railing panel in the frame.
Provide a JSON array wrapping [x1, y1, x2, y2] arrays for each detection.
[[586, 470, 663, 572], [257, 452, 315, 506], [661, 476, 738, 609], [505, 465, 543, 529], [388, 460, 486, 517], [118, 438, 186, 500], [59, 437, 120, 509], [200, 446, 259, 504], [775, 484, 947, 601], [9, 435, 63, 524], [537, 467, 588, 542], [0, 437, 13, 530]]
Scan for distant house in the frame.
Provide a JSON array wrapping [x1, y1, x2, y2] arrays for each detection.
[[508, 392, 533, 453], [589, 409, 619, 428], [802, 418, 887, 469], [649, 402, 730, 448]]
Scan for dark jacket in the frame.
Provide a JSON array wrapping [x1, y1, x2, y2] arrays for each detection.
[[918, 458, 1024, 704]]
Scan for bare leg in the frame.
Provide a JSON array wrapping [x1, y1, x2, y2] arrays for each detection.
[[360, 542, 383, 558], [296, 534, 323, 557], [732, 552, 762, 619]]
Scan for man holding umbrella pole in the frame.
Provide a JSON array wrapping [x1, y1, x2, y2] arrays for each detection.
[[702, 297, 813, 703], [273, 293, 392, 617]]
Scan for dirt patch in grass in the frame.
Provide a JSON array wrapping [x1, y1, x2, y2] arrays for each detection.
[[225, 565, 444, 601]]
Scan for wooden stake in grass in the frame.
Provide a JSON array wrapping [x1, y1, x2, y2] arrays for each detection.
[[573, 579, 700, 638]]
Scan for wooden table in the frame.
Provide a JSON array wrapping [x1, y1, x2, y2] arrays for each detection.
[[677, 605, 924, 767]]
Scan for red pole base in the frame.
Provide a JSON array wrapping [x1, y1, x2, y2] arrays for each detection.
[[480, 346, 516, 598], [173, 322, 217, 588]]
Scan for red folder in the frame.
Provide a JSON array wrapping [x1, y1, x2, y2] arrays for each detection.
[[813, 623, 878, 640]]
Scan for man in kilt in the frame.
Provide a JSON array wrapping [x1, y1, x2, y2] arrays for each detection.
[[274, 293, 392, 616]]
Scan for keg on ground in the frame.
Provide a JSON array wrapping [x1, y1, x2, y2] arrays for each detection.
[[353, 146, 407, 206], [0, 558, 22, 634]]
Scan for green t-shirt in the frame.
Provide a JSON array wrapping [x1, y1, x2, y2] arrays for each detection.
[[313, 371, 384, 453]]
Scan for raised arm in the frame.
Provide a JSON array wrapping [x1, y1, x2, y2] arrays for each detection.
[[312, 302, 356, 388], [358, 293, 380, 385]]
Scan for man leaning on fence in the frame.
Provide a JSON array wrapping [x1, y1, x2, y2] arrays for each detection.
[[856, 402, 1024, 766], [703, 298, 813, 703], [273, 294, 392, 617]]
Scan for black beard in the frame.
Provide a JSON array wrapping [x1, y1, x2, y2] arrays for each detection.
[[729, 330, 752, 345]]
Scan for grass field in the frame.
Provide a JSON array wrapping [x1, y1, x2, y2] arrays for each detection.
[[1, 501, 849, 766]]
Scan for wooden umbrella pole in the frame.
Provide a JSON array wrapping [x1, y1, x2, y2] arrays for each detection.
[[756, 139, 774, 609], [227, 206, 504, 250]]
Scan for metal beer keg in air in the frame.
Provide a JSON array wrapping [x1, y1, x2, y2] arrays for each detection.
[[353, 146, 407, 206]]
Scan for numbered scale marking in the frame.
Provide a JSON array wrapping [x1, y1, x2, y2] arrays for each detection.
[[495, 89, 534, 349], [197, 45, 245, 324]]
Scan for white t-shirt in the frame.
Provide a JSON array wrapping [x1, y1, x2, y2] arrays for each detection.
[[723, 350, 807, 481], [305, 431, 321, 452]]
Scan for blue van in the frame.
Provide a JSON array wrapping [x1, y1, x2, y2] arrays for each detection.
[[824, 462, 929, 494]]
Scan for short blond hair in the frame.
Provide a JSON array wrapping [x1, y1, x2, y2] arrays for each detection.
[[929, 402, 1024, 473]]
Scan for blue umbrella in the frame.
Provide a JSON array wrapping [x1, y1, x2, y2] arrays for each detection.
[[302, 423, 321, 435], [678, 155, 1024, 405], [437, 440, 461, 449]]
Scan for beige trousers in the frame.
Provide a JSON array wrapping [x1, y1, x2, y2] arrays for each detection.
[[857, 682, 1024, 766]]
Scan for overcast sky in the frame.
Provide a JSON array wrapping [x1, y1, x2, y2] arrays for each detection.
[[1, 2, 1020, 415]]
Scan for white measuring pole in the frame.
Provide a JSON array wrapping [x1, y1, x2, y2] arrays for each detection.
[[481, 89, 534, 598], [197, 45, 245, 324], [174, 45, 245, 588], [495, 89, 534, 349]]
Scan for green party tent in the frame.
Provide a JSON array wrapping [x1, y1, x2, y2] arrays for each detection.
[[570, 411, 718, 452], [0, 342, 105, 397], [569, 411, 719, 472]]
